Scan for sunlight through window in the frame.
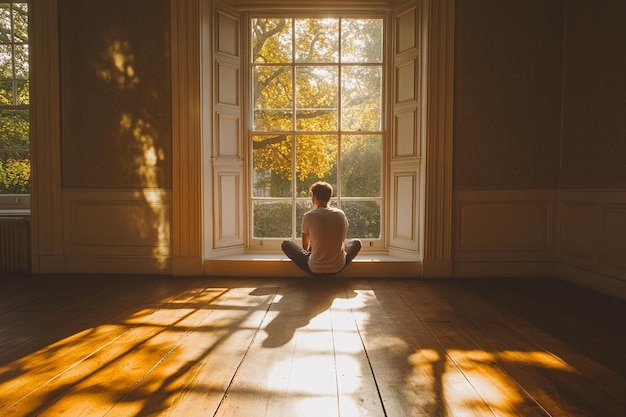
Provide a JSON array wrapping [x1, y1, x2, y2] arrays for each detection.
[[250, 17, 384, 246]]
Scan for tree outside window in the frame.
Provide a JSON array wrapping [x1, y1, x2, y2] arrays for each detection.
[[251, 17, 383, 241], [0, 2, 29, 195]]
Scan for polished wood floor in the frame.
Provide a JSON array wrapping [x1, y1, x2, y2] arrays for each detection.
[[0, 274, 624, 417]]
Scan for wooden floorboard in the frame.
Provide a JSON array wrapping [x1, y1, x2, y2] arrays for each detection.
[[0, 275, 624, 417]]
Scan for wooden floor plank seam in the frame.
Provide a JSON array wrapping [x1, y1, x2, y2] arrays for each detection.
[[341, 281, 390, 417], [210, 283, 281, 417]]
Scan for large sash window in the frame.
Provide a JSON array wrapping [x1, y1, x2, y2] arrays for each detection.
[[250, 17, 384, 244]]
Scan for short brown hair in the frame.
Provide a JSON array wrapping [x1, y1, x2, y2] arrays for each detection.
[[310, 181, 333, 202]]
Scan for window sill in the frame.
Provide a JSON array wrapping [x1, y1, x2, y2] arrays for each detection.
[[0, 209, 31, 217], [204, 252, 422, 278]]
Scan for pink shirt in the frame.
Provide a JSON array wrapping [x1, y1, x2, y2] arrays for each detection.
[[302, 207, 348, 274]]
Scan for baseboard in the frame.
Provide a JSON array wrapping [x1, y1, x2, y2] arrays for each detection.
[[558, 263, 626, 300], [172, 256, 203, 276], [422, 258, 452, 278], [37, 255, 66, 274], [64, 256, 172, 275]]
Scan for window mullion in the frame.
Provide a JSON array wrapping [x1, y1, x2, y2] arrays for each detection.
[[291, 19, 298, 239], [336, 19, 342, 209]]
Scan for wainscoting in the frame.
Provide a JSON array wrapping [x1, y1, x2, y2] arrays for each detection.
[[453, 188, 626, 299], [61, 189, 172, 274], [453, 189, 557, 276], [558, 190, 626, 298]]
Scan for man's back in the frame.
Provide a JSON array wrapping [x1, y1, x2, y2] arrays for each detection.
[[303, 207, 348, 274]]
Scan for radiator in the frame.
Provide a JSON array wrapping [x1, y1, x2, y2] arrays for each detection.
[[0, 217, 31, 273]]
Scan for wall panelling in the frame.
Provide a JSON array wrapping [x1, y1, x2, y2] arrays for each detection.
[[454, 189, 557, 274]]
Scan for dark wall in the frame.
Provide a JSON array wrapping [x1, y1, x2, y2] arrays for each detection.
[[560, 0, 626, 188], [454, 0, 626, 190], [453, 0, 564, 189], [59, 0, 172, 188], [55, 0, 625, 190]]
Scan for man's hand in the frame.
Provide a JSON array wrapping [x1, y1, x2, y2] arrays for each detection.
[[302, 233, 311, 253]]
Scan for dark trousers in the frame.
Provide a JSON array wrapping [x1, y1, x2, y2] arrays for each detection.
[[281, 239, 362, 275]]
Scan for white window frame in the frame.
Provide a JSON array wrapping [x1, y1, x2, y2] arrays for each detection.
[[246, 12, 389, 252]]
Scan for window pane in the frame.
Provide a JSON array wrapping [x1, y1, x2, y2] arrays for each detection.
[[15, 79, 27, 105], [341, 135, 382, 197], [12, 4, 28, 43], [0, 44, 12, 104], [0, 108, 29, 149], [341, 19, 383, 63], [295, 18, 338, 63], [252, 167, 292, 198], [252, 134, 292, 197], [14, 44, 28, 77], [295, 199, 313, 236], [0, 43, 11, 71], [0, 5, 9, 43], [254, 109, 293, 132], [0, 107, 30, 193], [0, 151, 30, 193], [253, 66, 292, 130], [295, 66, 338, 131], [343, 200, 381, 239], [0, 78, 12, 104], [341, 66, 382, 131], [253, 200, 292, 238], [295, 134, 337, 197], [252, 18, 292, 63]]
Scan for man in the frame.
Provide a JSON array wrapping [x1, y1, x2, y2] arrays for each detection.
[[281, 181, 362, 275]]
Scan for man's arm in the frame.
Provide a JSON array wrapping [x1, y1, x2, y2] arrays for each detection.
[[302, 233, 311, 252]]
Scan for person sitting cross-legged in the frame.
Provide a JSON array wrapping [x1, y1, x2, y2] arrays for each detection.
[[281, 181, 362, 275]]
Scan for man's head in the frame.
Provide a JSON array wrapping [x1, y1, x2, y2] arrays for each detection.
[[310, 181, 333, 203]]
